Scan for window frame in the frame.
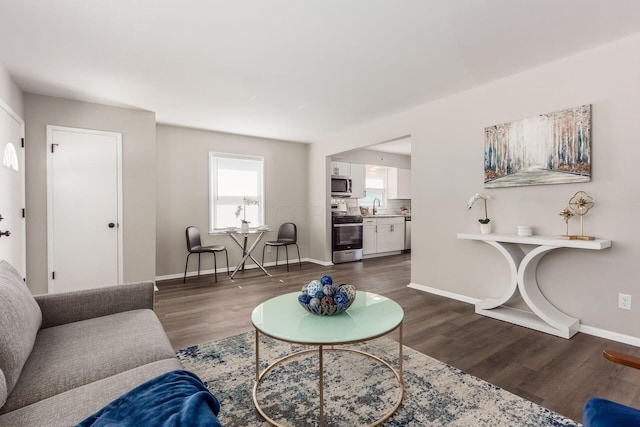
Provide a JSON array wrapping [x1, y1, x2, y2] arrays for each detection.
[[360, 165, 388, 208], [209, 152, 265, 232]]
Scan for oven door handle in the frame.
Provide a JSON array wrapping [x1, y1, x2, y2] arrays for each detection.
[[333, 223, 363, 227]]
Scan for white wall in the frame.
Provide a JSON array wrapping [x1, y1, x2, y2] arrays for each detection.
[[0, 61, 25, 277], [0, 60, 23, 118], [333, 148, 411, 169], [310, 34, 640, 340], [24, 94, 157, 294], [156, 125, 310, 277]]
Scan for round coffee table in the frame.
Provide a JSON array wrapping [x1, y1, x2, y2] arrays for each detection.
[[251, 291, 404, 426]]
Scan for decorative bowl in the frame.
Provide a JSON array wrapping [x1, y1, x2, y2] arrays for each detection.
[[298, 275, 356, 316]]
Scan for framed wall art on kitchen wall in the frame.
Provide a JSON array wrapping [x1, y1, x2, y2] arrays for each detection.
[[484, 104, 592, 188]]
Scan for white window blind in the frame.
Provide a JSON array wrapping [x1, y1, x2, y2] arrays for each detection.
[[209, 153, 264, 231], [360, 165, 388, 207]]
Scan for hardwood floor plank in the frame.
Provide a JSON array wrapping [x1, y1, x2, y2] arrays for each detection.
[[154, 253, 640, 423]]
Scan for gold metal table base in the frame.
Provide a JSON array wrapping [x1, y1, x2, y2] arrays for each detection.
[[252, 324, 404, 427]]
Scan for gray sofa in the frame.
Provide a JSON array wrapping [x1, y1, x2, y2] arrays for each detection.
[[0, 260, 182, 427]]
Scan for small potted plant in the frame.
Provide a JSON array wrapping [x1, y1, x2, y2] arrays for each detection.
[[235, 196, 259, 232], [467, 193, 492, 234]]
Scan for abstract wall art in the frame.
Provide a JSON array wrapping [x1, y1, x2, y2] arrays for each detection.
[[484, 104, 591, 188]]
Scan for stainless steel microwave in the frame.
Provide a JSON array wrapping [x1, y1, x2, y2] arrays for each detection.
[[331, 175, 352, 197]]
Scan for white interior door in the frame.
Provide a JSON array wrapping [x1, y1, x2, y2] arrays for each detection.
[[0, 100, 25, 278], [47, 126, 123, 292]]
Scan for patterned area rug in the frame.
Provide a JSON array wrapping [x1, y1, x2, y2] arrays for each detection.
[[176, 332, 580, 426]]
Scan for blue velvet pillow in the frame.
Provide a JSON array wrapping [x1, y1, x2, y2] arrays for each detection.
[[75, 370, 221, 427], [584, 397, 640, 427]]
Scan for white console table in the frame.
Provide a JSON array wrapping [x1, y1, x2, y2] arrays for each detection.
[[457, 233, 612, 339]]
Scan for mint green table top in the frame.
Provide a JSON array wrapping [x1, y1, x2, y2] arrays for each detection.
[[251, 291, 404, 345]]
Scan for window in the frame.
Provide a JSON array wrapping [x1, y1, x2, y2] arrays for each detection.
[[209, 153, 264, 231], [360, 165, 387, 208]]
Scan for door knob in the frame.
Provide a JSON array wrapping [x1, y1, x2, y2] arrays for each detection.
[[108, 223, 116, 228]]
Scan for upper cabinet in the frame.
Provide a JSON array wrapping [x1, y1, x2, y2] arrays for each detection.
[[331, 161, 351, 176], [350, 163, 365, 199], [387, 168, 411, 199]]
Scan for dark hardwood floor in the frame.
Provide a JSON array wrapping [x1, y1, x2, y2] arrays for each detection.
[[154, 254, 640, 423]]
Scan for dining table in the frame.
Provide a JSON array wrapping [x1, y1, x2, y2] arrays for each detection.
[[222, 228, 271, 279]]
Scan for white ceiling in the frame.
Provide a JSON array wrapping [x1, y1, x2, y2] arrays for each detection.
[[1, 1, 640, 144]]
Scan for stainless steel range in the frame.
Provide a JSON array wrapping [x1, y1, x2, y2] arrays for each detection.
[[332, 214, 363, 263]]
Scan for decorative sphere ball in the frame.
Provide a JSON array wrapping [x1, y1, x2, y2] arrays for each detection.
[[323, 284, 336, 296], [320, 275, 333, 285], [306, 280, 323, 297], [320, 296, 335, 308], [298, 279, 356, 316], [309, 297, 321, 310], [333, 292, 349, 306], [338, 284, 356, 301], [298, 293, 311, 304]]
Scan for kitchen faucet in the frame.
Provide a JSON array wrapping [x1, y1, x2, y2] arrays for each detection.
[[373, 198, 381, 216]]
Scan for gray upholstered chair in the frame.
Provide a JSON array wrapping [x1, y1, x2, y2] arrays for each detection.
[[261, 222, 301, 272], [184, 226, 229, 283]]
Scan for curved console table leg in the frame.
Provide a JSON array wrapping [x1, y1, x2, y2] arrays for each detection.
[[518, 245, 579, 338], [475, 241, 525, 310], [458, 232, 610, 339]]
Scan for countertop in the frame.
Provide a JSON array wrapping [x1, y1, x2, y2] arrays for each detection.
[[362, 214, 410, 218]]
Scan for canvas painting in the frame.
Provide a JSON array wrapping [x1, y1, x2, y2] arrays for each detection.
[[484, 104, 591, 188]]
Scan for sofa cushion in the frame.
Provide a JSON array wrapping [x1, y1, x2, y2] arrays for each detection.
[[0, 260, 42, 407], [1, 309, 176, 413], [0, 359, 182, 427]]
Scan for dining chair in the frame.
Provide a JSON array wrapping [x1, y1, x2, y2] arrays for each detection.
[[184, 226, 229, 283], [261, 222, 301, 272]]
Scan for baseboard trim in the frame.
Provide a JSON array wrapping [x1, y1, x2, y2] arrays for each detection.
[[306, 258, 334, 266], [407, 282, 480, 305], [156, 268, 235, 282], [578, 325, 640, 347], [408, 282, 640, 347], [156, 258, 319, 281]]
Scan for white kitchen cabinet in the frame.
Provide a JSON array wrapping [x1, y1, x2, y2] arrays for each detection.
[[362, 217, 405, 255], [376, 217, 405, 252], [331, 161, 351, 176], [362, 218, 377, 255], [350, 163, 366, 198], [387, 168, 411, 199]]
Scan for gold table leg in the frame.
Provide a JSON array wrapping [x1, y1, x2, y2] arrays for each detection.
[[319, 344, 324, 426], [253, 322, 404, 427]]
